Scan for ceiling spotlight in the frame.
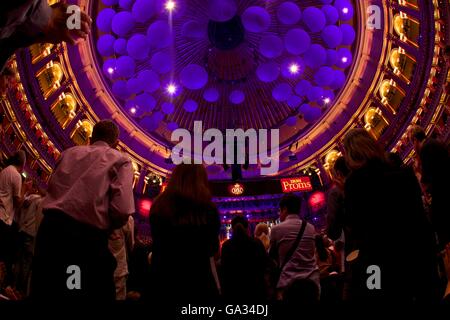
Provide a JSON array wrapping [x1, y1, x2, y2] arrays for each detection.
[[165, 0, 176, 11], [166, 83, 177, 95], [342, 7, 349, 14], [341, 57, 348, 63], [130, 107, 137, 114], [323, 98, 331, 104], [107, 67, 114, 74], [289, 63, 300, 74]]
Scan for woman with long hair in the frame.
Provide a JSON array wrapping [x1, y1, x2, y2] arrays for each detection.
[[343, 129, 439, 302], [149, 164, 221, 302]]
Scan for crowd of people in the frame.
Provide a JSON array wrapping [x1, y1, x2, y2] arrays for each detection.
[[0, 120, 449, 305]]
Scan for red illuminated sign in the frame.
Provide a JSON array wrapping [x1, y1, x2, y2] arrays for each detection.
[[281, 177, 313, 193], [138, 198, 152, 218], [308, 191, 326, 212], [228, 183, 244, 196]]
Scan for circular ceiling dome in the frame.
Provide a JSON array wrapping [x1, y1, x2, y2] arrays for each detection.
[[4, 0, 448, 188], [92, 0, 357, 167]]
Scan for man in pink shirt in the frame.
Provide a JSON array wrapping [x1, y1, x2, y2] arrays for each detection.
[[31, 120, 135, 300]]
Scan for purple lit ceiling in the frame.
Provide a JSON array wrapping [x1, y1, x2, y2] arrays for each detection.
[[94, 0, 357, 148], [8, 0, 446, 184]]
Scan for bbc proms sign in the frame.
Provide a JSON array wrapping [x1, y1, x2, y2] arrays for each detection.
[[280, 177, 313, 193]]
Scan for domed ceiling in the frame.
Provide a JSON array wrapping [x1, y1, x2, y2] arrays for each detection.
[[1, 0, 450, 190], [94, 0, 356, 142], [91, 0, 359, 177]]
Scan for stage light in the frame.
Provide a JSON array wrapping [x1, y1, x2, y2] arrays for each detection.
[[107, 67, 114, 74], [130, 107, 137, 114], [341, 57, 348, 63], [342, 7, 349, 14], [323, 98, 331, 104], [165, 0, 175, 11], [166, 83, 177, 95], [289, 63, 300, 74]]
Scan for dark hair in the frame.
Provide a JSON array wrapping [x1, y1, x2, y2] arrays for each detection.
[[387, 152, 403, 169], [315, 235, 329, 262], [279, 194, 301, 215], [408, 125, 426, 142], [150, 164, 215, 226], [343, 129, 386, 169], [1, 67, 14, 77], [91, 120, 119, 146], [165, 164, 211, 204], [332, 156, 350, 178], [5, 150, 26, 167], [231, 216, 249, 238]]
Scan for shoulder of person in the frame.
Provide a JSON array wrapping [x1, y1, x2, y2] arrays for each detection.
[[304, 221, 316, 233], [270, 223, 281, 237], [7, 165, 22, 181], [62, 145, 85, 155], [107, 149, 133, 166]]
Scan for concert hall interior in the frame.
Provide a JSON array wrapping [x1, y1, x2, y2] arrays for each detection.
[[0, 0, 450, 307]]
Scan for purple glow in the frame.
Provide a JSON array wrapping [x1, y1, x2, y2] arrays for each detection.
[[134, 93, 156, 111], [97, 8, 116, 33], [295, 80, 312, 97], [112, 80, 130, 99], [97, 34, 115, 57], [286, 116, 297, 127], [229, 90, 245, 104], [147, 21, 172, 49], [167, 121, 178, 131], [203, 88, 220, 102], [127, 34, 150, 60], [208, 0, 237, 22], [277, 2, 302, 25], [259, 35, 283, 58], [115, 55, 135, 78], [287, 95, 303, 109], [257, 62, 280, 83], [304, 44, 326, 69], [272, 83, 292, 102], [242, 6, 271, 33], [284, 28, 311, 55], [322, 5, 338, 25], [180, 64, 208, 90], [302, 7, 326, 33], [183, 99, 198, 112], [161, 102, 175, 114], [322, 25, 343, 49], [114, 38, 127, 55], [138, 70, 160, 93], [132, 0, 161, 23], [336, 48, 353, 68], [151, 51, 173, 74], [111, 12, 135, 37]]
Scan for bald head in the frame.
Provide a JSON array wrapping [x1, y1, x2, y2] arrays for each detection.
[[91, 120, 119, 147]]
